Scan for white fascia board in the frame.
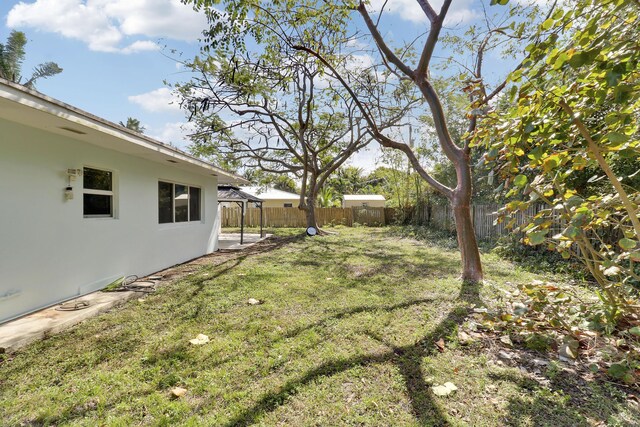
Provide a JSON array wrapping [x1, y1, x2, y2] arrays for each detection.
[[0, 79, 247, 184]]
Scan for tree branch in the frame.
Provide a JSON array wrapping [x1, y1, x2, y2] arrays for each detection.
[[416, 0, 451, 77]]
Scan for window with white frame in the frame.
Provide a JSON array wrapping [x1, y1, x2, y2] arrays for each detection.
[[83, 167, 114, 218], [159, 181, 202, 223]]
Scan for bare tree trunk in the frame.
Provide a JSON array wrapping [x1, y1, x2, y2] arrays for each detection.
[[451, 152, 483, 283], [305, 196, 319, 229], [452, 198, 483, 282]]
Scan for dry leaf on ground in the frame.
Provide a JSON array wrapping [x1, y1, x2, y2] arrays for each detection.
[[171, 387, 187, 398], [189, 334, 210, 345], [432, 382, 458, 396]]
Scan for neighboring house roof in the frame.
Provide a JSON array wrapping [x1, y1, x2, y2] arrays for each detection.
[[0, 78, 246, 184], [343, 194, 386, 201], [218, 185, 263, 203], [240, 186, 299, 200]]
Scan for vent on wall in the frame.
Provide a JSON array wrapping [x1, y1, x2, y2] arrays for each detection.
[[59, 126, 87, 135], [167, 159, 178, 164]]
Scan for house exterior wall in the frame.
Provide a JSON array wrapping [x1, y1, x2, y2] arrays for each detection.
[[0, 119, 219, 323], [343, 199, 386, 208]]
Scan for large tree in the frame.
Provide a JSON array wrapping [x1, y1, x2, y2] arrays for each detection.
[[183, 0, 548, 282], [175, 27, 400, 231], [0, 30, 62, 88]]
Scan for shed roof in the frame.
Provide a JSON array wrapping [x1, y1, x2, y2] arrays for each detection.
[[343, 194, 386, 201], [0, 78, 246, 184], [240, 186, 300, 200], [218, 185, 264, 203]]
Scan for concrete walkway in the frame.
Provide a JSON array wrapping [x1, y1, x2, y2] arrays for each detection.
[[0, 289, 141, 352]]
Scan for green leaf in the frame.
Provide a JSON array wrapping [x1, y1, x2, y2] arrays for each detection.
[[527, 231, 547, 245], [524, 122, 535, 133], [606, 132, 629, 144], [568, 52, 589, 68], [608, 363, 630, 380], [541, 18, 554, 30], [629, 251, 640, 262], [514, 174, 528, 188], [605, 69, 622, 87], [619, 238, 637, 251], [543, 155, 561, 172], [628, 327, 640, 336], [563, 226, 581, 239]]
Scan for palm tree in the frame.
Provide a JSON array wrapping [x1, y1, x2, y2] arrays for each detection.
[[317, 186, 336, 208], [119, 117, 146, 133], [0, 30, 62, 88]]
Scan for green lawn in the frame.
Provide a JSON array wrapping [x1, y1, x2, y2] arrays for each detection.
[[0, 227, 636, 426]]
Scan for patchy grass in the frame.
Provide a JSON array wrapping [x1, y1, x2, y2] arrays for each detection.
[[0, 228, 636, 426]]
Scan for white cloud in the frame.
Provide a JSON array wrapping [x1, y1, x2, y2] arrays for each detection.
[[6, 0, 207, 54], [149, 121, 197, 151], [345, 53, 375, 71], [367, 0, 479, 24], [346, 145, 381, 173], [128, 87, 181, 113], [120, 40, 160, 54]]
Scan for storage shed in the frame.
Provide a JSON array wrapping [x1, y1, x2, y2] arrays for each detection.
[[342, 194, 386, 208], [240, 186, 300, 208]]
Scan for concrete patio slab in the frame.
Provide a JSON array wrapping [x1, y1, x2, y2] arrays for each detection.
[[218, 233, 272, 250]]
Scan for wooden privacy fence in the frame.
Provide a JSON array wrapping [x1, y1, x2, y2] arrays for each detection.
[[221, 203, 551, 240], [221, 206, 386, 228], [412, 203, 546, 239]]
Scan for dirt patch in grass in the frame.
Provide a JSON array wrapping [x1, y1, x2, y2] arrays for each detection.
[[0, 228, 636, 426]]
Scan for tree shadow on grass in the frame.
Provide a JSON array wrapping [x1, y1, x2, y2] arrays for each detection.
[[288, 236, 461, 283], [223, 280, 482, 426], [488, 369, 640, 426], [283, 297, 437, 339], [183, 233, 308, 298], [24, 388, 158, 426]]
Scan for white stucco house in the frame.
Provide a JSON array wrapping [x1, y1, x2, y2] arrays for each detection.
[[0, 79, 244, 324], [240, 186, 300, 208], [342, 194, 386, 208]]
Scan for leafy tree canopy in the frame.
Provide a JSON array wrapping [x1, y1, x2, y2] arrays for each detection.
[[480, 0, 640, 320]]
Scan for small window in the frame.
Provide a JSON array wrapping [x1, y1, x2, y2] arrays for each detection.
[[158, 182, 173, 224], [190, 187, 201, 221], [84, 167, 113, 217], [158, 181, 202, 223], [284, 203, 293, 208], [361, 202, 369, 207]]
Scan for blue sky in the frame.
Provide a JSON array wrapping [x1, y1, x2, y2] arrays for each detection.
[[1, 0, 539, 171]]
